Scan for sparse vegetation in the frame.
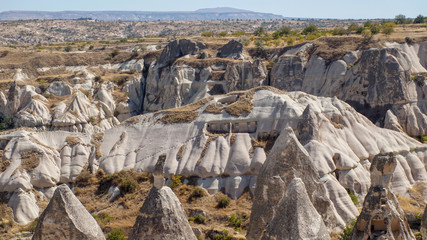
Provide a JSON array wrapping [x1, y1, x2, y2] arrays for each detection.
[[228, 214, 243, 231], [217, 197, 231, 208], [189, 186, 206, 202], [338, 219, 356, 240], [347, 189, 359, 205], [75, 169, 93, 186], [189, 214, 207, 224], [106, 228, 126, 240], [0, 116, 13, 131], [170, 175, 183, 189]]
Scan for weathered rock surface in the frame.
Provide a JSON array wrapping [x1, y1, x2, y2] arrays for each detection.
[[350, 153, 415, 240], [32, 184, 105, 240], [157, 39, 207, 68], [270, 40, 427, 136], [129, 186, 196, 240], [260, 178, 331, 240], [247, 128, 341, 239], [45, 81, 73, 96], [217, 39, 247, 60]]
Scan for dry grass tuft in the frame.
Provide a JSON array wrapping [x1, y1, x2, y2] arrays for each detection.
[[91, 132, 104, 159], [177, 144, 186, 161], [0, 202, 17, 238], [0, 159, 10, 172], [203, 103, 223, 114], [397, 194, 424, 214], [66, 135, 80, 146], [158, 97, 213, 124], [21, 150, 41, 172]]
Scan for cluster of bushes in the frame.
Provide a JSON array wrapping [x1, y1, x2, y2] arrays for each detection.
[[346, 21, 396, 38], [0, 116, 13, 131], [395, 14, 426, 24]]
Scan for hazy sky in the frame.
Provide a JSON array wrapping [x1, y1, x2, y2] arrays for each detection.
[[1, 0, 426, 19]]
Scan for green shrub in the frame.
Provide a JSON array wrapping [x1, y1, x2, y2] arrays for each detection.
[[189, 186, 206, 201], [217, 32, 228, 37], [414, 14, 425, 24], [347, 189, 359, 205], [27, 217, 38, 233], [347, 24, 359, 32], [382, 22, 396, 35], [119, 178, 137, 194], [64, 46, 72, 52], [332, 27, 347, 36], [302, 24, 318, 35], [0, 116, 13, 131], [217, 197, 231, 208], [232, 31, 245, 37], [213, 230, 233, 240], [189, 214, 207, 224], [107, 228, 126, 240], [170, 175, 183, 189], [253, 27, 265, 36], [338, 219, 356, 240], [92, 213, 113, 227], [228, 214, 243, 231], [201, 31, 213, 37]]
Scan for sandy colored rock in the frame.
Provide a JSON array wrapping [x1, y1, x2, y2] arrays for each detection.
[[32, 184, 105, 240], [261, 178, 330, 240], [129, 186, 196, 240], [350, 153, 415, 240]]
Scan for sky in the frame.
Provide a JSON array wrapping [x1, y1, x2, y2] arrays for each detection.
[[0, 0, 426, 19]]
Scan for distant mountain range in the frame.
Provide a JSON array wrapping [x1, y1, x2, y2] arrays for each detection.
[[0, 7, 284, 21]]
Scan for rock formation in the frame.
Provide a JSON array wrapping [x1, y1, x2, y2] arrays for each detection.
[[350, 153, 415, 240], [157, 39, 207, 68], [32, 184, 105, 240], [129, 155, 196, 240], [270, 40, 427, 136], [260, 178, 330, 240], [217, 39, 247, 59], [247, 127, 338, 239]]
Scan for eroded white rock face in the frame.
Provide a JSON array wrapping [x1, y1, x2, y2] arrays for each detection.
[[7, 188, 39, 225], [32, 184, 105, 240], [1, 87, 427, 229]]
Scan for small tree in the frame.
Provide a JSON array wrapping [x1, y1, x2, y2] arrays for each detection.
[[395, 14, 407, 24], [201, 31, 213, 37], [414, 14, 425, 24], [362, 29, 372, 39], [64, 46, 72, 52]]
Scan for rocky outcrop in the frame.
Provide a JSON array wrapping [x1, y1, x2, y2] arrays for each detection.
[[45, 81, 73, 96], [247, 128, 339, 239], [217, 39, 247, 60], [260, 178, 330, 240], [157, 39, 207, 68], [32, 184, 105, 240], [143, 59, 267, 112], [350, 153, 415, 240], [129, 186, 196, 240], [270, 40, 427, 136]]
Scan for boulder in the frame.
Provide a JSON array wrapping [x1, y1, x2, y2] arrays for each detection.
[[32, 184, 105, 240], [157, 39, 206, 68], [261, 178, 330, 240], [217, 39, 246, 59], [350, 153, 415, 240], [45, 81, 73, 96], [129, 186, 197, 240]]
